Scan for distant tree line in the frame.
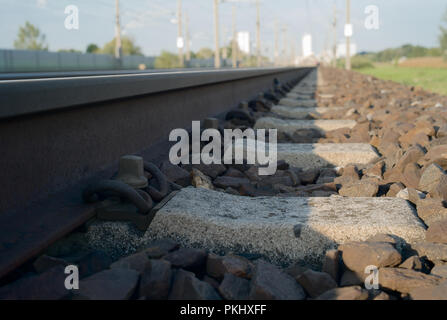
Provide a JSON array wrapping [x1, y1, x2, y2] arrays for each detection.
[[367, 44, 442, 63], [13, 21, 143, 56], [12, 21, 268, 69]]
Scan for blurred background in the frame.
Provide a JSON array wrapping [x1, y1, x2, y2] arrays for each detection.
[[1, 0, 447, 94]]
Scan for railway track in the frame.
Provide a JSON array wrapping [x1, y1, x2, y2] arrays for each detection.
[[1, 65, 447, 300], [0, 67, 309, 284]]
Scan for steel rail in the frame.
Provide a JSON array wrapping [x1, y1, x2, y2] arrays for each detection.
[[0, 67, 301, 120]]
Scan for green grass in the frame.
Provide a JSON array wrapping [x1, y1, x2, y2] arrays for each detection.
[[356, 65, 447, 96]]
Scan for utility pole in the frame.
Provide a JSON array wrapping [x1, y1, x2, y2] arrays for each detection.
[[232, 4, 237, 68], [345, 0, 351, 70], [115, 0, 122, 66], [213, 0, 221, 68], [282, 25, 287, 66], [177, 0, 184, 68], [332, 3, 337, 67], [185, 12, 191, 62], [256, 0, 261, 67], [274, 19, 279, 66]]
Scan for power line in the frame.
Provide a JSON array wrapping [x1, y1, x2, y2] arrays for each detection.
[[305, 0, 313, 35]]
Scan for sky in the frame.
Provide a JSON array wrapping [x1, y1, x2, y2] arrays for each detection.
[[1, 0, 446, 59]]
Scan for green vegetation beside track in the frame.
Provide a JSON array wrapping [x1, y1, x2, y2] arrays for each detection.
[[356, 64, 447, 96]]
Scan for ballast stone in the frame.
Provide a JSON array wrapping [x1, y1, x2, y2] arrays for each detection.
[[254, 117, 356, 135], [85, 188, 425, 266]]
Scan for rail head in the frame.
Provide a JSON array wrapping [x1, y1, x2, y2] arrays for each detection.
[[0, 67, 311, 120]]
